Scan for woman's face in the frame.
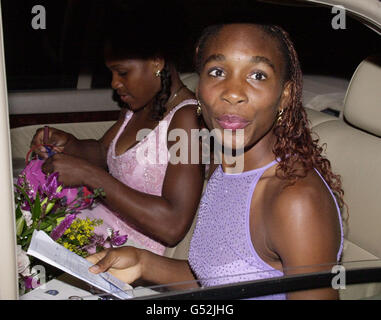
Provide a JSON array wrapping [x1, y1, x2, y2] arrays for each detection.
[[105, 51, 164, 112], [197, 24, 290, 150]]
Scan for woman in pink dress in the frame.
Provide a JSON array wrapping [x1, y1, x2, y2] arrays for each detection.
[[30, 3, 204, 255]]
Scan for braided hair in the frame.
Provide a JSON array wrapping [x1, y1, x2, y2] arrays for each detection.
[[194, 24, 345, 211], [152, 63, 172, 120]]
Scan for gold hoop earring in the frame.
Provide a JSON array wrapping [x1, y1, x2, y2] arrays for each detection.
[[196, 100, 202, 116], [276, 109, 284, 124]]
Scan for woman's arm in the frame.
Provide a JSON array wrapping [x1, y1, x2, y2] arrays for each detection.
[[43, 105, 204, 246], [89, 105, 204, 245], [87, 247, 198, 290], [266, 173, 342, 300]]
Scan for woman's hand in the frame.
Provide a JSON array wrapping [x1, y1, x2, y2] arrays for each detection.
[[87, 247, 144, 284], [30, 127, 75, 159], [42, 153, 93, 187]]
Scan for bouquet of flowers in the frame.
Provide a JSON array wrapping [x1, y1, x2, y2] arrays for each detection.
[[15, 159, 127, 294]]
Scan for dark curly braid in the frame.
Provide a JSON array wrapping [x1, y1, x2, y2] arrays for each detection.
[[152, 63, 172, 121], [260, 25, 345, 211], [194, 23, 345, 213]]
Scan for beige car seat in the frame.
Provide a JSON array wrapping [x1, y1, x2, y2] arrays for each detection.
[[311, 56, 381, 299]]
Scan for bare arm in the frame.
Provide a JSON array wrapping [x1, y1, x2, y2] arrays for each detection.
[[87, 247, 198, 290], [86, 105, 204, 245], [267, 174, 342, 300], [42, 106, 204, 246]]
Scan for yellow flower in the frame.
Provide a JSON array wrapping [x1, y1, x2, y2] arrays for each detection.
[[56, 217, 103, 258]]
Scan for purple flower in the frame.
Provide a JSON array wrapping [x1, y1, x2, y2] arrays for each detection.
[[21, 201, 31, 211], [82, 234, 108, 255], [24, 276, 40, 289], [39, 172, 63, 200], [50, 213, 76, 241], [18, 160, 46, 198], [110, 230, 128, 247]]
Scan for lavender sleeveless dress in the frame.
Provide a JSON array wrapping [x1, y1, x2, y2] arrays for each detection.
[[79, 99, 198, 255], [188, 159, 344, 300]]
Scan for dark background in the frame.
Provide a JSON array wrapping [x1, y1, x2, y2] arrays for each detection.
[[2, 0, 380, 91]]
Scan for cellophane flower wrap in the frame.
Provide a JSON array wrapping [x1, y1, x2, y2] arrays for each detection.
[[15, 159, 127, 294]]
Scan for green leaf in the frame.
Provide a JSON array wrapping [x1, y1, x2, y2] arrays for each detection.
[[21, 227, 35, 238], [15, 205, 22, 220], [57, 216, 66, 223], [16, 216, 25, 237], [45, 201, 56, 215], [19, 238, 30, 251], [39, 222, 51, 230], [31, 193, 42, 221], [93, 188, 106, 198], [23, 236, 33, 251]]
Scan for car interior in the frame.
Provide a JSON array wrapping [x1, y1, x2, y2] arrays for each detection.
[[2, 0, 381, 299]]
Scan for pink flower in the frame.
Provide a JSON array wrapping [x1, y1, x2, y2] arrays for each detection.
[[16, 245, 31, 277], [21, 210, 33, 228], [24, 276, 40, 290]]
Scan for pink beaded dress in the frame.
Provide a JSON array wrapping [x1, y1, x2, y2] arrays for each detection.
[[78, 99, 198, 255]]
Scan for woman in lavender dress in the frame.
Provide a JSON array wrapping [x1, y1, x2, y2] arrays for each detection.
[[87, 23, 344, 300]]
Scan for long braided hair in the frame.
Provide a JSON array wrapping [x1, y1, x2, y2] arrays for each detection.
[[195, 23, 345, 211], [152, 63, 172, 120]]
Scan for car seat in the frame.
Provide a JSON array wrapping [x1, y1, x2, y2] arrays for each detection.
[[311, 55, 381, 299]]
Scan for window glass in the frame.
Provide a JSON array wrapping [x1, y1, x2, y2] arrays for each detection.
[[121, 259, 381, 300], [2, 0, 380, 92]]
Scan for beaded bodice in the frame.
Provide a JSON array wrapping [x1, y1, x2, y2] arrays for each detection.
[[188, 160, 343, 299], [107, 99, 198, 196], [102, 99, 198, 255]]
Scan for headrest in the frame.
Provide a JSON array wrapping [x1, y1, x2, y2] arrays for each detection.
[[343, 56, 381, 137], [180, 73, 199, 93]]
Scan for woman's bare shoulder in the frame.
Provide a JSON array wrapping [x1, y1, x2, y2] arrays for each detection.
[[168, 102, 200, 131], [268, 168, 336, 219], [265, 167, 341, 251]]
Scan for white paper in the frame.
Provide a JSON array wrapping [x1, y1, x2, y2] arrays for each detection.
[[27, 230, 133, 300]]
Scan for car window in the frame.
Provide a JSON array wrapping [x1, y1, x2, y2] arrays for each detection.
[[2, 0, 380, 92], [93, 259, 381, 300], [4, 0, 381, 302]]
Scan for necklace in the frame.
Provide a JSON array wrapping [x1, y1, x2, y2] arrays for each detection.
[[168, 85, 186, 103]]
